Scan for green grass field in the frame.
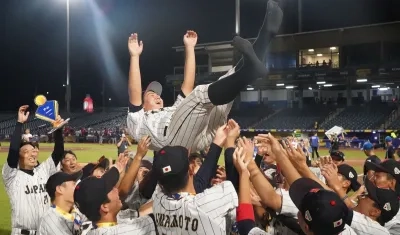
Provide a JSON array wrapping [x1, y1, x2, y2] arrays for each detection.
[[0, 142, 387, 234]]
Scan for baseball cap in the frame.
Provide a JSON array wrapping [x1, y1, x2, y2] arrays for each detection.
[[365, 159, 400, 195], [81, 157, 110, 180], [364, 178, 400, 224], [144, 81, 162, 96], [46, 171, 82, 200], [337, 164, 361, 192], [362, 142, 373, 151], [289, 178, 349, 234], [153, 146, 189, 186], [330, 151, 345, 162], [74, 167, 120, 221], [385, 136, 393, 142]]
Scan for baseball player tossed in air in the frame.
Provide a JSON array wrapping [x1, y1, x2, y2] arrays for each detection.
[[2, 105, 65, 235], [73, 161, 157, 235], [127, 0, 283, 152]]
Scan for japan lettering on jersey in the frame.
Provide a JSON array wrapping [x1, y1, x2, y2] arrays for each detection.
[[152, 181, 238, 234], [2, 157, 57, 233]]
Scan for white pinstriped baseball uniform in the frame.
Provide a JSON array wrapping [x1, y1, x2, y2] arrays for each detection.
[[267, 188, 298, 235], [151, 181, 238, 234], [124, 180, 150, 211], [384, 216, 400, 235], [86, 216, 156, 235], [38, 205, 88, 235], [349, 211, 390, 234], [2, 157, 57, 235], [127, 68, 235, 152]]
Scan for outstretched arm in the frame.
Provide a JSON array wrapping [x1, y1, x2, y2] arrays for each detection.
[[7, 105, 30, 168], [128, 33, 144, 106], [181, 30, 197, 97]]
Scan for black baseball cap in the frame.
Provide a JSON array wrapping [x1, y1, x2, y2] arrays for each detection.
[[153, 146, 189, 187], [330, 151, 345, 162], [337, 164, 361, 192], [289, 178, 349, 234], [74, 167, 120, 221], [46, 171, 82, 200], [365, 159, 400, 195], [81, 158, 110, 180], [364, 178, 400, 224]]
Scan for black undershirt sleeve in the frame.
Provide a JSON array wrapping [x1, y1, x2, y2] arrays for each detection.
[[194, 143, 222, 193], [7, 122, 23, 168]]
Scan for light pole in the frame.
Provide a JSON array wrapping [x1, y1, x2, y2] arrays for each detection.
[[66, 0, 71, 114]]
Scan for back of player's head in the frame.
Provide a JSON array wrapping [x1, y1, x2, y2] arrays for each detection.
[[74, 167, 120, 222], [153, 146, 190, 195], [289, 178, 349, 235], [46, 171, 82, 202]]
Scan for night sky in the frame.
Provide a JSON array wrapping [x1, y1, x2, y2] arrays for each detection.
[[2, 0, 399, 111]]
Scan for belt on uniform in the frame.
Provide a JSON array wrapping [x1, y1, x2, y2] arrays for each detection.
[[20, 229, 37, 235]]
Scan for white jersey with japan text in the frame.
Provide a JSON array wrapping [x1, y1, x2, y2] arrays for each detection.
[[152, 181, 238, 235], [2, 157, 57, 234]]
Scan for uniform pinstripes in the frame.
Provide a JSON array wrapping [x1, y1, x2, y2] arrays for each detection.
[[152, 181, 238, 234], [2, 157, 57, 234], [350, 211, 390, 235], [86, 216, 156, 235]]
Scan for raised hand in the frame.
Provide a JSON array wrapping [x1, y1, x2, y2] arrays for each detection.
[[321, 163, 340, 190], [137, 136, 151, 158], [226, 119, 240, 139], [114, 153, 129, 173], [213, 123, 229, 147], [233, 147, 250, 175], [128, 33, 143, 57], [17, 105, 29, 123], [237, 137, 255, 163], [183, 30, 198, 48]]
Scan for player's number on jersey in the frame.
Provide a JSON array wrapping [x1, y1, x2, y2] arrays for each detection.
[[44, 195, 49, 205]]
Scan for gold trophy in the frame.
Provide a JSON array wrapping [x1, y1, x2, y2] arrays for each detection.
[[34, 95, 70, 134]]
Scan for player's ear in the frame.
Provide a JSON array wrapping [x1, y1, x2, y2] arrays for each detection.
[[188, 164, 195, 176], [342, 179, 351, 189], [100, 203, 110, 213]]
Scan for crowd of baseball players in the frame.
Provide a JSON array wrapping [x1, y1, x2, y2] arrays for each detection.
[[3, 0, 400, 234]]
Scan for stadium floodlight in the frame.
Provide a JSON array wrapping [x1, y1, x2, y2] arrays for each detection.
[[371, 85, 380, 88], [246, 87, 254, 91], [323, 84, 333, 87], [330, 47, 336, 50], [357, 79, 367, 83], [109, 98, 112, 101], [316, 81, 326, 85], [379, 87, 389, 91], [308, 87, 312, 90], [308, 49, 314, 52], [276, 83, 285, 87], [285, 86, 294, 89], [317, 54, 323, 57]]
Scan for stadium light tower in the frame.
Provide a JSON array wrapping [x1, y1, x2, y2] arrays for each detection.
[[65, 0, 71, 114], [235, 0, 240, 35]]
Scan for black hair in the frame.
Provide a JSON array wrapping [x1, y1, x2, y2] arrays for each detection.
[[189, 153, 203, 164], [63, 150, 77, 159], [19, 142, 35, 149], [90, 197, 111, 222], [159, 173, 189, 196]]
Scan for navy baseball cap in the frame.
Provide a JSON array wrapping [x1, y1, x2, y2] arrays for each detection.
[[46, 171, 82, 200], [364, 178, 400, 224], [289, 178, 349, 235], [337, 164, 361, 192], [74, 167, 120, 221], [153, 146, 189, 186], [362, 142, 373, 151], [330, 151, 345, 162], [144, 81, 162, 96]]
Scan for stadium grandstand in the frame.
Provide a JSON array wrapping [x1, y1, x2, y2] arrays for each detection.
[[1, 22, 400, 148]]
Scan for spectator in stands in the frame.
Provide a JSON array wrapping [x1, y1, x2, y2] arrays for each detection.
[[117, 134, 132, 155], [111, 131, 117, 144], [385, 136, 396, 160], [310, 133, 320, 160], [362, 142, 381, 177], [22, 128, 32, 142]]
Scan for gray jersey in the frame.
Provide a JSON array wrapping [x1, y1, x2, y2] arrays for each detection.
[[152, 181, 238, 234], [124, 181, 149, 211], [86, 216, 156, 235], [384, 217, 400, 235], [350, 211, 390, 234], [2, 157, 57, 234], [38, 205, 87, 235]]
